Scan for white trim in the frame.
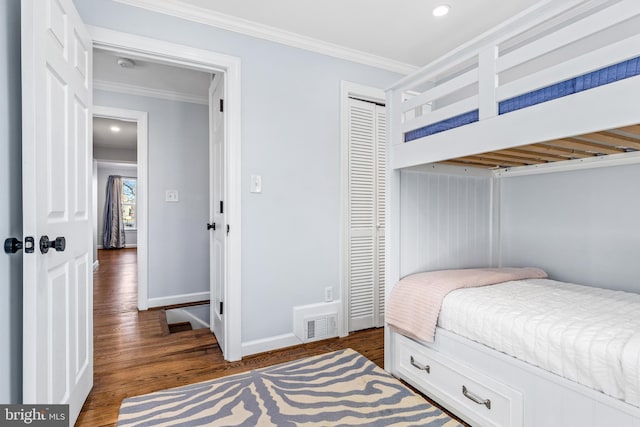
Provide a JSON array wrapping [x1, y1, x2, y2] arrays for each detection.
[[113, 0, 415, 75], [404, 162, 493, 177], [94, 79, 208, 105], [493, 150, 640, 178], [95, 159, 137, 168], [241, 333, 301, 357], [339, 81, 385, 338], [148, 291, 210, 308], [90, 27, 243, 362], [93, 105, 149, 310], [93, 260, 99, 271]]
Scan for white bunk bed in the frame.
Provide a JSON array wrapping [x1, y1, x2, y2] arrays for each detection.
[[384, 1, 640, 426]]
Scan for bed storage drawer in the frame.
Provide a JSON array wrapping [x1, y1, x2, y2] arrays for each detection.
[[393, 333, 523, 427]]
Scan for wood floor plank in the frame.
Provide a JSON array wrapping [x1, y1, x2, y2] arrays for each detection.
[[77, 249, 389, 426]]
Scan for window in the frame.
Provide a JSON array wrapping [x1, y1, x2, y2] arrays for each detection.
[[121, 177, 137, 229]]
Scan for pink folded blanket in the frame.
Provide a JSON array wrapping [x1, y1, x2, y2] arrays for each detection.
[[386, 267, 547, 343]]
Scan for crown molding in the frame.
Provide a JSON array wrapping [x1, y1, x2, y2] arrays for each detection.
[[113, 0, 417, 75], [93, 79, 208, 105]]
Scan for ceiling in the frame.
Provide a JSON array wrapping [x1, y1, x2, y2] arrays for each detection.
[[93, 49, 212, 152], [93, 117, 137, 151], [93, 49, 212, 102], [442, 125, 640, 169], [119, 0, 542, 69]]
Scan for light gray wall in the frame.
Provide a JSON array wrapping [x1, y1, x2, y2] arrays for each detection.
[[75, 0, 401, 342], [0, 0, 22, 404], [97, 164, 138, 248], [94, 146, 136, 163], [94, 90, 210, 299], [499, 164, 640, 293], [400, 169, 494, 277]]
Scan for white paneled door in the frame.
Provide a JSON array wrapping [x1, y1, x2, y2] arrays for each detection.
[[21, 0, 93, 424], [347, 98, 386, 332], [209, 74, 226, 354]]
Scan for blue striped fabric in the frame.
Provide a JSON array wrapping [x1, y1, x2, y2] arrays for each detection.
[[498, 79, 575, 114], [404, 110, 479, 142], [404, 55, 640, 142]]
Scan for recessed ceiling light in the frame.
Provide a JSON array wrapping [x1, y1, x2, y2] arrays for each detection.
[[110, 125, 121, 133], [432, 4, 450, 17]]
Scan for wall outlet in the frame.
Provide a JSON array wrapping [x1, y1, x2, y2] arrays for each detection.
[[324, 287, 333, 302]]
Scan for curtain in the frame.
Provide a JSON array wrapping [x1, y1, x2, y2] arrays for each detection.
[[103, 175, 126, 249]]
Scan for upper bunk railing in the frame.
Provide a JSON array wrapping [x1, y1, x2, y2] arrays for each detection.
[[389, 0, 640, 149]]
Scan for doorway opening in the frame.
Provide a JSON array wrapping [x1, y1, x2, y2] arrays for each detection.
[[92, 50, 214, 331], [91, 29, 242, 361], [93, 117, 138, 251]]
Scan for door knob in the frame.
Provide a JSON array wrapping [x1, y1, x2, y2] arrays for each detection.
[[4, 238, 23, 254], [4, 237, 35, 254], [207, 223, 216, 230], [39, 235, 66, 254]]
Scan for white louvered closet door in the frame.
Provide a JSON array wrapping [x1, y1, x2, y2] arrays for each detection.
[[347, 98, 386, 332]]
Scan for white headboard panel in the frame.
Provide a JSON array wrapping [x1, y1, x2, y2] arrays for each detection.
[[399, 166, 494, 277]]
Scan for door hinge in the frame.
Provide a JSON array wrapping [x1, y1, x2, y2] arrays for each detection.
[[227, 224, 230, 235], [207, 222, 216, 230], [219, 99, 224, 113], [219, 200, 224, 214], [219, 301, 224, 315]]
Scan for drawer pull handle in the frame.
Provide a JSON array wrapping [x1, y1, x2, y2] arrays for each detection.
[[462, 385, 491, 410], [410, 356, 430, 374]]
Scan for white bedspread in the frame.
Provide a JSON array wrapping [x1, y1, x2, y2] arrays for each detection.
[[438, 278, 640, 407]]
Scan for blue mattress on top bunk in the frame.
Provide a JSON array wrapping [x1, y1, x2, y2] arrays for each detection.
[[404, 56, 640, 143]]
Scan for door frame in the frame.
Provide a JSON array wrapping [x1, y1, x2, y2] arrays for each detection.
[[91, 27, 243, 361], [339, 81, 385, 337], [93, 106, 148, 305]]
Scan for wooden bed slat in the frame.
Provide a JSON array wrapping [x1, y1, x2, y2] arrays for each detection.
[[497, 148, 568, 162], [437, 124, 640, 169], [550, 138, 626, 155], [585, 131, 640, 151], [619, 124, 640, 135], [471, 152, 546, 165], [458, 156, 528, 167]]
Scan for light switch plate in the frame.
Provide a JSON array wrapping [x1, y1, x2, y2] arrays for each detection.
[[250, 175, 262, 193], [165, 190, 179, 202]]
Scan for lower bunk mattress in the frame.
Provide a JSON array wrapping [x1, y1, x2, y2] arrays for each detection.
[[436, 278, 640, 407]]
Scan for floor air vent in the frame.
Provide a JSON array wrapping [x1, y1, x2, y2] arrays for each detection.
[[304, 315, 337, 342]]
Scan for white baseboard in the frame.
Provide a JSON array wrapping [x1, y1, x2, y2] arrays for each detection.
[[147, 291, 210, 308], [93, 260, 99, 271], [241, 333, 302, 357]]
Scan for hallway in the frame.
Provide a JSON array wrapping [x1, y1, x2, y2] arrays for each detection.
[[77, 248, 384, 426]]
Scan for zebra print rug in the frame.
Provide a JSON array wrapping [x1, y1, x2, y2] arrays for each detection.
[[117, 348, 460, 426]]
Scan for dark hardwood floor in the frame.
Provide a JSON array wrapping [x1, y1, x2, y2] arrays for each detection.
[[77, 249, 385, 426]]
